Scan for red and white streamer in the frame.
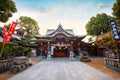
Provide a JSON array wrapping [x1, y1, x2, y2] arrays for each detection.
[[6, 22, 17, 43]]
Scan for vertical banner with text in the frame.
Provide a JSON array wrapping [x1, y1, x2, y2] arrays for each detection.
[[110, 20, 120, 41], [6, 22, 17, 43]]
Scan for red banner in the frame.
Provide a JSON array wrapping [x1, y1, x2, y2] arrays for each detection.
[[2, 25, 7, 44], [6, 22, 17, 43]]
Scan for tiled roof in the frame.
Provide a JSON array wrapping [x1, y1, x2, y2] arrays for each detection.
[[46, 24, 74, 37]]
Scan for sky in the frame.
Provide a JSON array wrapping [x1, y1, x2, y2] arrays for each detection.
[[2, 0, 116, 35]]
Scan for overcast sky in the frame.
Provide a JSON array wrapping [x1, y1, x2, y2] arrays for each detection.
[[1, 0, 116, 35]]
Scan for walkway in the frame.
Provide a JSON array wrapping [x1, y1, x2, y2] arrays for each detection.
[[8, 58, 114, 80]]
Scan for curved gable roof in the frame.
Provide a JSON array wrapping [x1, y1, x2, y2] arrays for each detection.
[[46, 24, 74, 37]]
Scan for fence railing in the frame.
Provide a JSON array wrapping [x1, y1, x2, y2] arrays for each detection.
[[0, 59, 13, 73], [104, 57, 120, 72]]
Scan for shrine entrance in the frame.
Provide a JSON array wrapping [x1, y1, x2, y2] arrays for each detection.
[[54, 46, 68, 57], [52, 44, 71, 57]]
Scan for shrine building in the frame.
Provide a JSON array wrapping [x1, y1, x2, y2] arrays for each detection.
[[35, 24, 89, 57]]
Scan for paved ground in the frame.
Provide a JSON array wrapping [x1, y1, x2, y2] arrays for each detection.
[[8, 58, 115, 80]]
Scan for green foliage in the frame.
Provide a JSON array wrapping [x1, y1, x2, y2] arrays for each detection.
[[86, 13, 114, 36], [18, 16, 40, 38], [0, 43, 16, 54], [3, 44, 13, 53], [0, 0, 17, 22], [0, 42, 33, 57], [112, 0, 120, 29], [12, 45, 32, 57], [26, 50, 33, 58], [13, 45, 24, 56], [112, 0, 120, 20], [0, 43, 2, 50]]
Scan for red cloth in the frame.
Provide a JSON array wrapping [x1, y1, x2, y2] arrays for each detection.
[[6, 22, 17, 43]]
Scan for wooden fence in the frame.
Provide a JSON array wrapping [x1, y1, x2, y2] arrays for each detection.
[[0, 59, 13, 73]]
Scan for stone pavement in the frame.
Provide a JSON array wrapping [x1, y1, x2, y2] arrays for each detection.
[[8, 58, 115, 80]]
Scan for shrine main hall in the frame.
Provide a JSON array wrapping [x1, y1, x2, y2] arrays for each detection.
[[35, 24, 89, 57]]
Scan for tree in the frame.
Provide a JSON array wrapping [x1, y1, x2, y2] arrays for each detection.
[[112, 0, 120, 28], [86, 13, 114, 36], [95, 31, 117, 48], [18, 16, 40, 38], [0, 0, 17, 22]]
